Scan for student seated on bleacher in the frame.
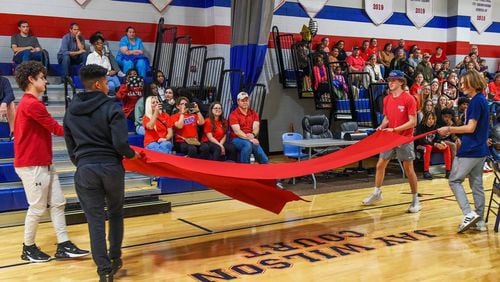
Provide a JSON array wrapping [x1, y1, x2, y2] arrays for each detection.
[[11, 20, 47, 68], [89, 31, 124, 77], [86, 34, 120, 95], [415, 112, 452, 180], [116, 26, 149, 78], [143, 96, 173, 154], [0, 75, 16, 138], [169, 96, 209, 159], [201, 102, 236, 161], [57, 22, 88, 81], [116, 69, 143, 122]]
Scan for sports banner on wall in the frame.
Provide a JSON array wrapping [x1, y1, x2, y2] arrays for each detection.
[[150, 0, 172, 12], [274, 0, 286, 12], [365, 0, 394, 26], [298, 0, 328, 19], [406, 0, 434, 28], [471, 0, 493, 33]]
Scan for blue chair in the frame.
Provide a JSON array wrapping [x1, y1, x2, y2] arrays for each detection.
[[282, 132, 309, 184], [282, 132, 309, 160]]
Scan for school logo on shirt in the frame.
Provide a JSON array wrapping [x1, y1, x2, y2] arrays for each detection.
[[398, 105, 405, 112], [184, 116, 196, 125]]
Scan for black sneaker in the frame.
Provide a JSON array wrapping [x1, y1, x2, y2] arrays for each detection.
[[99, 272, 113, 282], [445, 170, 451, 179], [423, 171, 433, 180], [21, 244, 51, 263], [111, 258, 123, 274], [54, 241, 90, 259]]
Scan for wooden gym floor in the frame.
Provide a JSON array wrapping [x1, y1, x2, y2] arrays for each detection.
[[0, 174, 498, 281]]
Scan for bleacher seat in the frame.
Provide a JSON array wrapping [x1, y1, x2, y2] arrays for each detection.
[[0, 141, 14, 158], [157, 177, 207, 194], [0, 123, 10, 138]]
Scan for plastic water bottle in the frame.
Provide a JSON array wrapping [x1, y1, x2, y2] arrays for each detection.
[[250, 154, 255, 164]]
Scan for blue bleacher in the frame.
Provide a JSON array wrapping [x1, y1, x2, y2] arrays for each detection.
[[157, 177, 207, 194]]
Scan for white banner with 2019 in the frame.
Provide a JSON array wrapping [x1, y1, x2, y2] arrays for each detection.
[[406, 0, 434, 28], [471, 0, 493, 33], [365, 0, 394, 26]]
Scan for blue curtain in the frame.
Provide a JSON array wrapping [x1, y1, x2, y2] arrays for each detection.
[[230, 0, 274, 103]]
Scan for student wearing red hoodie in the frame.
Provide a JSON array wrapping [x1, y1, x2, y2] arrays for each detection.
[[13, 61, 89, 263]]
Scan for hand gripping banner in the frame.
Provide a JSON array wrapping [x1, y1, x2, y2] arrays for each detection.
[[124, 130, 432, 214]]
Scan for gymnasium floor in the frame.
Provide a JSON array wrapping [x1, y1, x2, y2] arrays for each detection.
[[0, 172, 498, 281]]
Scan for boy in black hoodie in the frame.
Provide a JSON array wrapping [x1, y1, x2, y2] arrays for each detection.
[[63, 64, 139, 282]]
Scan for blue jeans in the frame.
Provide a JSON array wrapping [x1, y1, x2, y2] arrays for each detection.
[[135, 125, 145, 135], [58, 52, 88, 78], [231, 138, 268, 164], [107, 75, 120, 91], [13, 50, 42, 64], [146, 141, 173, 154], [117, 57, 147, 78]]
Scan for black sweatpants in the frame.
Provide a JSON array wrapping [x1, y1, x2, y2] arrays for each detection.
[[75, 162, 125, 275]]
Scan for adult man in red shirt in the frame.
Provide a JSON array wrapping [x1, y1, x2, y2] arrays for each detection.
[[346, 46, 365, 73], [13, 61, 88, 262], [229, 92, 268, 164], [362, 70, 421, 213]]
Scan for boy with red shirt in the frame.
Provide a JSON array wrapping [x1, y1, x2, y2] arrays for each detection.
[[362, 70, 421, 213], [116, 70, 143, 120], [13, 61, 89, 263]]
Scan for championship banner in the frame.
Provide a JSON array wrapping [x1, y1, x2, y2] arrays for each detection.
[[471, 0, 493, 33], [298, 0, 328, 19], [406, 0, 434, 28], [74, 0, 90, 6], [365, 0, 394, 25], [150, 0, 172, 13], [274, 0, 286, 12], [124, 130, 434, 214]]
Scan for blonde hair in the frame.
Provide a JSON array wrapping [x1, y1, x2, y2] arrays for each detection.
[[461, 70, 487, 93], [144, 96, 158, 119]]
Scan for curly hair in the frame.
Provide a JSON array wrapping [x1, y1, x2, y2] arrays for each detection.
[[14, 61, 47, 91]]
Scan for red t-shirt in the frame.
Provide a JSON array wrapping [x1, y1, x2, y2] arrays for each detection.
[[169, 112, 199, 143], [14, 93, 64, 167], [489, 82, 500, 101], [229, 108, 259, 139], [383, 91, 417, 137], [116, 84, 143, 118], [430, 53, 448, 65], [346, 55, 365, 72], [143, 113, 170, 146], [201, 118, 226, 142]]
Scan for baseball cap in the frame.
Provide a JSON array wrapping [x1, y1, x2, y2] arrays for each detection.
[[237, 92, 249, 100], [387, 70, 405, 80], [431, 78, 439, 85]]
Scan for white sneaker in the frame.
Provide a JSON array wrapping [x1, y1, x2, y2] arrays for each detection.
[[458, 211, 481, 233], [276, 181, 284, 189], [117, 71, 126, 78], [470, 220, 487, 232], [362, 191, 382, 205], [483, 163, 492, 173], [408, 202, 422, 213]]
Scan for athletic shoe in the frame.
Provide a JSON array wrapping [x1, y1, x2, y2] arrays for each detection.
[[362, 191, 382, 205], [445, 170, 451, 179], [483, 163, 493, 173], [54, 241, 90, 258], [470, 220, 487, 232], [111, 258, 123, 274], [117, 71, 126, 78], [407, 202, 422, 213], [276, 181, 285, 189], [458, 211, 481, 233], [99, 272, 113, 282], [423, 171, 433, 180], [21, 244, 51, 263]]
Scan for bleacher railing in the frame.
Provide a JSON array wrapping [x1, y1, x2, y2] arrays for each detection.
[[272, 26, 296, 88], [217, 69, 244, 119], [152, 18, 177, 84], [184, 46, 207, 88], [169, 36, 192, 88]]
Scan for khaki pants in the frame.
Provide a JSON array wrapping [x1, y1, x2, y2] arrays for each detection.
[[15, 166, 69, 245]]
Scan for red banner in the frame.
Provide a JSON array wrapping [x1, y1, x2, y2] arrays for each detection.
[[124, 131, 429, 214]]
